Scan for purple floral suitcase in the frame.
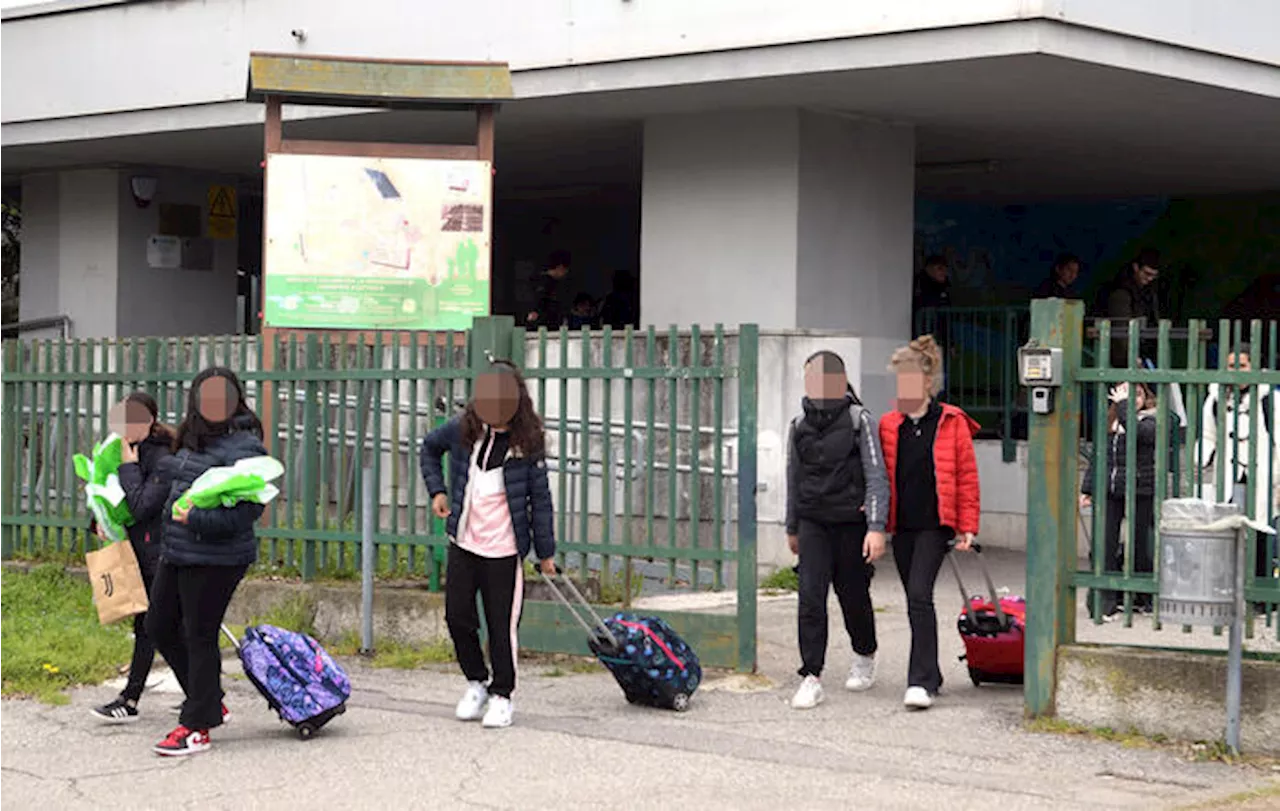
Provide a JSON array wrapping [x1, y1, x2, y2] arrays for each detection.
[[222, 624, 350, 739]]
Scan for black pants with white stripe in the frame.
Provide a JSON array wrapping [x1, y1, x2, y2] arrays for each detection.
[[445, 544, 524, 698]]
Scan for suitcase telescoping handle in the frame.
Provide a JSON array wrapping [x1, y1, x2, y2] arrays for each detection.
[[946, 542, 1009, 630], [220, 624, 241, 652], [538, 569, 620, 650]]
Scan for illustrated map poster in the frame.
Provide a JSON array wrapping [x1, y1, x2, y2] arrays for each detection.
[[263, 153, 492, 330]]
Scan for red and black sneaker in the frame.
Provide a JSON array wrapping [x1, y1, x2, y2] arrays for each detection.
[[153, 725, 211, 757]]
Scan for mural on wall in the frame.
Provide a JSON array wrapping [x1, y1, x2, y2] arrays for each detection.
[[915, 193, 1280, 322]]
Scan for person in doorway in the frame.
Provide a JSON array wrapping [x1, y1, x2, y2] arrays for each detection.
[[879, 335, 981, 711], [1032, 253, 1082, 300], [786, 350, 889, 710], [599, 268, 639, 329], [90, 392, 175, 724], [1098, 247, 1161, 363], [1080, 382, 1158, 618], [420, 360, 557, 729], [525, 250, 571, 330], [567, 293, 600, 331], [147, 368, 266, 756], [913, 256, 954, 398], [1194, 344, 1279, 596]]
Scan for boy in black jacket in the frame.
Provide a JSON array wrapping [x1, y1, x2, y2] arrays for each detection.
[[786, 351, 891, 710]]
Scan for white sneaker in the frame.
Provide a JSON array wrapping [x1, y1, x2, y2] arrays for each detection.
[[791, 675, 825, 710], [904, 686, 933, 710], [455, 681, 490, 721], [481, 696, 514, 729], [845, 654, 876, 692]]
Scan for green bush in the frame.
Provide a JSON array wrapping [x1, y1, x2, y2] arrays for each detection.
[[760, 566, 799, 592]]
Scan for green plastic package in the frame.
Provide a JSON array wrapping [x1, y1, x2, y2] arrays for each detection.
[[73, 434, 135, 543], [172, 456, 285, 519]]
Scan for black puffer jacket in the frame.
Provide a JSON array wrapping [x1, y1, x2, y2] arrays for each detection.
[[1083, 409, 1158, 498], [785, 393, 891, 533], [159, 415, 267, 567]]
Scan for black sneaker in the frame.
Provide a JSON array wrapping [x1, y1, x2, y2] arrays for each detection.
[[91, 697, 139, 724]]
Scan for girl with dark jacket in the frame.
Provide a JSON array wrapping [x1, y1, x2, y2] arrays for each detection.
[[785, 350, 890, 711], [90, 392, 175, 724], [420, 360, 557, 730], [879, 336, 981, 712], [1080, 382, 1157, 618], [147, 368, 267, 757]]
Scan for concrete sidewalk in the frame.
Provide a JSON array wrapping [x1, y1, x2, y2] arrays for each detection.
[[2, 546, 1277, 810]]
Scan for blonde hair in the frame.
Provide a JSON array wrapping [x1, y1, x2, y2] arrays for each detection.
[[889, 335, 945, 397]]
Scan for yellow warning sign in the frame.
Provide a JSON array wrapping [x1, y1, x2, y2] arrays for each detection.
[[207, 185, 237, 240]]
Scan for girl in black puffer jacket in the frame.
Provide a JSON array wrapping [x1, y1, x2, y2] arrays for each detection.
[[146, 368, 267, 757], [90, 392, 175, 724], [1081, 382, 1157, 618]]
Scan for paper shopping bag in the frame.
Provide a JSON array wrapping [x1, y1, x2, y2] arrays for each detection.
[[85, 540, 149, 625]]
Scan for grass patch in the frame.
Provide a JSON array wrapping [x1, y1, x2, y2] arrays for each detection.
[[1, 565, 134, 704], [248, 592, 318, 639], [1178, 783, 1280, 810], [759, 567, 799, 592], [1025, 717, 1154, 748], [329, 631, 455, 669]]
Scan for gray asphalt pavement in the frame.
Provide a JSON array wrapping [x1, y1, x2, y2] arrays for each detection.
[[3, 546, 1277, 810]]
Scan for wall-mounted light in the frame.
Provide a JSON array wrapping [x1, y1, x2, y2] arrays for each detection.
[[130, 176, 158, 208]]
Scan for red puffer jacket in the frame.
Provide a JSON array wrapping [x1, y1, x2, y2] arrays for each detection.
[[879, 404, 982, 535]]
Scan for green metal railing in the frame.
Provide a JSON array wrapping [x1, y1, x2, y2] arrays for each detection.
[[915, 305, 1029, 462], [1024, 298, 1280, 716], [0, 317, 761, 670]]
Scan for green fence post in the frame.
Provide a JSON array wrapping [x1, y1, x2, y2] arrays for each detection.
[[736, 324, 759, 672], [1, 341, 18, 560], [1024, 298, 1083, 717], [301, 334, 320, 581], [469, 315, 516, 370]]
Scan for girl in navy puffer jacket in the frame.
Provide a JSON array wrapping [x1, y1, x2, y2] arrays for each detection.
[[420, 360, 556, 730], [147, 368, 267, 757]]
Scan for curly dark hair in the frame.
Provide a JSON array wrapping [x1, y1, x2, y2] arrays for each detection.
[[460, 360, 546, 457]]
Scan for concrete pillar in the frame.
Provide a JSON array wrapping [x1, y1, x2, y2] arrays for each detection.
[[16, 166, 241, 339], [640, 108, 916, 414]]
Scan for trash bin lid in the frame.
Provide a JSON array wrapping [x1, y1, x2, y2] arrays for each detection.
[[1160, 498, 1242, 532]]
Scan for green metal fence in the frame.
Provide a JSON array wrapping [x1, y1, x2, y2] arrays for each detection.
[[914, 305, 1028, 462], [1024, 298, 1280, 716], [0, 317, 761, 670]]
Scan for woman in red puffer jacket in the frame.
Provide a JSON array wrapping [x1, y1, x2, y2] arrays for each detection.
[[879, 335, 981, 712]]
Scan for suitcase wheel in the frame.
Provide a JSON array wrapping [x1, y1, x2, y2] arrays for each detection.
[[671, 692, 691, 713], [624, 692, 641, 705], [968, 667, 983, 687], [297, 723, 316, 740]]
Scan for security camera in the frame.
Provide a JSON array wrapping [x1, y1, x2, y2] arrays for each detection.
[[290, 28, 307, 42]]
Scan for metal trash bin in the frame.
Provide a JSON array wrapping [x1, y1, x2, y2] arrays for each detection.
[[1159, 499, 1241, 628]]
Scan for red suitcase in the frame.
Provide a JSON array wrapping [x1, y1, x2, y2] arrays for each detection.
[[948, 544, 1026, 686]]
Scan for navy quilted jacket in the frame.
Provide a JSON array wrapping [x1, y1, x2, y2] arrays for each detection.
[[159, 415, 267, 567], [419, 417, 556, 561]]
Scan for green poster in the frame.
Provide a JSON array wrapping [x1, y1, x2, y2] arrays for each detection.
[[263, 154, 492, 331]]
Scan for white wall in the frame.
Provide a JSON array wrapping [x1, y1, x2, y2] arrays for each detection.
[[115, 168, 240, 337], [17, 173, 59, 326], [0, 0, 1036, 123], [795, 111, 915, 416], [640, 109, 801, 329], [56, 169, 119, 338]]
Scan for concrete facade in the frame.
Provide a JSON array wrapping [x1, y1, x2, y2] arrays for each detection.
[[641, 110, 914, 418]]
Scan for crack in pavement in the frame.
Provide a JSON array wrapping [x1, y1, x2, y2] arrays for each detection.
[[1, 765, 89, 803], [449, 756, 508, 811]]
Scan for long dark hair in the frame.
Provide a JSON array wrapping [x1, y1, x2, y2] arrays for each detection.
[[461, 360, 546, 457], [174, 367, 263, 452], [124, 390, 175, 441]]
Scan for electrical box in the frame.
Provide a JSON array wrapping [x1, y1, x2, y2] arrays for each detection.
[[1018, 345, 1063, 387], [1019, 344, 1064, 415]]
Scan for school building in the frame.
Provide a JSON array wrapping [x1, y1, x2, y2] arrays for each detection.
[[4, 0, 1279, 558]]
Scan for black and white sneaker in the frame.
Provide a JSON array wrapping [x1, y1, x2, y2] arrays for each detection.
[[91, 697, 139, 724]]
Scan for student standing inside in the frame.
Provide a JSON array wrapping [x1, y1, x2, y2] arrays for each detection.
[[880, 336, 981, 711], [147, 369, 267, 756], [786, 351, 890, 710], [90, 392, 175, 723], [420, 360, 557, 729], [1081, 382, 1158, 618]]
